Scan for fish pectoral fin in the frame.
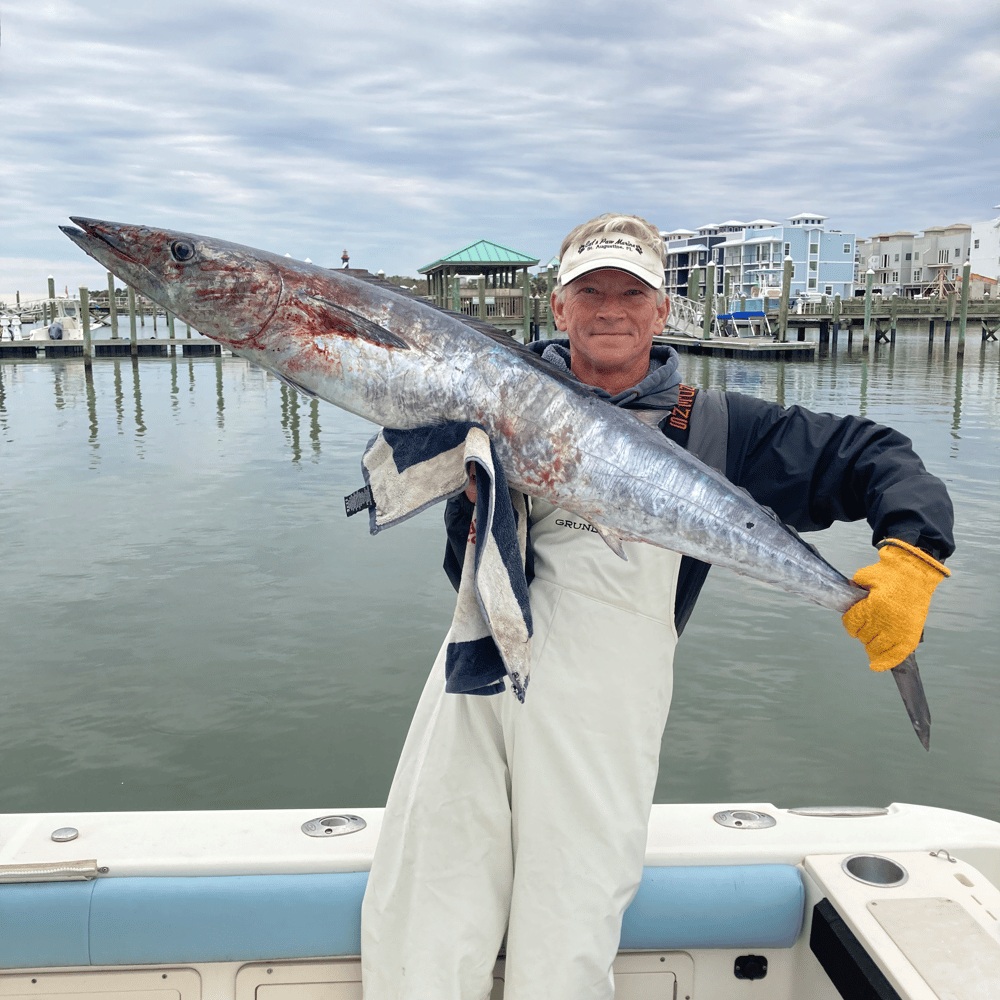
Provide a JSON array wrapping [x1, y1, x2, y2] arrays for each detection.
[[629, 408, 668, 429], [299, 292, 410, 350], [273, 371, 319, 398], [593, 522, 629, 561]]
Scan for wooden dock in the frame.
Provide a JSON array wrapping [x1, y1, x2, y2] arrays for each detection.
[[654, 334, 817, 360], [0, 338, 221, 360]]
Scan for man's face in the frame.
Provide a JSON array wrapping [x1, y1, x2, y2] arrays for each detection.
[[551, 268, 670, 385]]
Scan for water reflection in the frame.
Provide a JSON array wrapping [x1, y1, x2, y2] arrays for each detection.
[[0, 363, 7, 438], [85, 364, 98, 456], [215, 355, 225, 429], [0, 358, 334, 461], [952, 358, 963, 438], [132, 358, 147, 449], [2, 335, 999, 818]]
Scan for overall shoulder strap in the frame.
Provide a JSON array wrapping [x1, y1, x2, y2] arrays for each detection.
[[662, 384, 698, 448], [686, 387, 729, 475], [665, 386, 730, 636]]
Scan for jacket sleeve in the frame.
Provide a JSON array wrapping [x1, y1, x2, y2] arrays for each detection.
[[443, 493, 475, 593], [724, 392, 955, 561]]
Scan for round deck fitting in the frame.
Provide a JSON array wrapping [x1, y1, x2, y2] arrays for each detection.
[[301, 814, 367, 837], [713, 810, 776, 830]]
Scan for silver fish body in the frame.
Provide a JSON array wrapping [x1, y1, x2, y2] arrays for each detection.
[[61, 218, 931, 747]]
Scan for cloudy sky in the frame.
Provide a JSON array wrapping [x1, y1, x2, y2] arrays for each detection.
[[2, 0, 998, 298]]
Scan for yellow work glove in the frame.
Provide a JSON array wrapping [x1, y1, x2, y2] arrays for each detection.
[[841, 538, 950, 672]]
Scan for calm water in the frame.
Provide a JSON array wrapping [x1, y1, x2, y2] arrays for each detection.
[[1, 327, 998, 821]]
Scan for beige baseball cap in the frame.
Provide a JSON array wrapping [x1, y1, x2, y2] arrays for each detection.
[[558, 232, 665, 289]]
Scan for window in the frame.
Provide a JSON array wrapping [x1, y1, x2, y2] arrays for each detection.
[[825, 286, 833, 295], [843, 243, 851, 253], [974, 240, 980, 249], [808, 278, 817, 288], [913, 269, 921, 281], [809, 243, 819, 254], [955, 248, 961, 256], [894, 253, 899, 261], [939, 249, 949, 263], [809, 261, 817, 270], [905, 253, 912, 260], [882, 254, 890, 268], [784, 243, 790, 256], [892, 271, 899, 282]]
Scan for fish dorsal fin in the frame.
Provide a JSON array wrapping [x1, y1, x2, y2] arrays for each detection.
[[299, 292, 410, 350], [442, 316, 600, 401], [343, 272, 598, 401]]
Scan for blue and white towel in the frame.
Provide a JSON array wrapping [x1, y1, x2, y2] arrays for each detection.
[[348, 423, 532, 702]]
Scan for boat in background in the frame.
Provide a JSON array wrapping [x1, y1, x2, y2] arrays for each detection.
[[2, 801, 999, 998], [22, 299, 108, 341], [716, 310, 773, 338]]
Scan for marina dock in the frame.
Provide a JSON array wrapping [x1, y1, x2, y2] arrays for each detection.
[[654, 334, 817, 359], [0, 338, 221, 359]]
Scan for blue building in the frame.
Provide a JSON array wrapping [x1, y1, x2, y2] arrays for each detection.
[[719, 213, 856, 303], [662, 214, 856, 304]]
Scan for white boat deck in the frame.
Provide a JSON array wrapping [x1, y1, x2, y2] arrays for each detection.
[[2, 802, 999, 999]]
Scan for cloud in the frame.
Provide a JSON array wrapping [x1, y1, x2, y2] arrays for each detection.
[[1, 0, 997, 298]]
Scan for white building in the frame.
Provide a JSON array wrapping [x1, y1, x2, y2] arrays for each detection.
[[856, 223, 973, 297], [970, 208, 1000, 283]]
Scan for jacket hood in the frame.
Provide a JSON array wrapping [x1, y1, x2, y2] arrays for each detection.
[[528, 339, 684, 410]]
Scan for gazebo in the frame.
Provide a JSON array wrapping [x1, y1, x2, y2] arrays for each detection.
[[419, 239, 539, 339]]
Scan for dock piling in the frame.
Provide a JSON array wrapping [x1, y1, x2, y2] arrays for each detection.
[[862, 269, 874, 352], [79, 286, 93, 364], [521, 272, 530, 344], [777, 257, 793, 343], [958, 261, 970, 358], [107, 271, 119, 338], [546, 266, 555, 340], [702, 263, 715, 340], [128, 286, 138, 356]]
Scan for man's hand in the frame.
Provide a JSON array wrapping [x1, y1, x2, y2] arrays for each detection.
[[842, 539, 950, 671]]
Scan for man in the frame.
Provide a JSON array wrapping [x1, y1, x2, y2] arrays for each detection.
[[361, 214, 954, 1000]]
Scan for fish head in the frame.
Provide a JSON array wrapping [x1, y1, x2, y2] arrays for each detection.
[[61, 217, 283, 349]]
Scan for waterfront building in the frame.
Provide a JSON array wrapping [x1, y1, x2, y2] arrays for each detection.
[[662, 213, 855, 303], [855, 223, 973, 297], [970, 209, 1000, 284], [661, 226, 722, 299]]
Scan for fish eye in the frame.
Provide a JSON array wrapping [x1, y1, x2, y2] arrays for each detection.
[[170, 240, 196, 263]]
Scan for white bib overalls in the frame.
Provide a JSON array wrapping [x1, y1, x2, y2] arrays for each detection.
[[362, 499, 681, 1000]]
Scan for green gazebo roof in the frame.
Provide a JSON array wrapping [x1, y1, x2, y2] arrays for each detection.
[[419, 239, 539, 273]]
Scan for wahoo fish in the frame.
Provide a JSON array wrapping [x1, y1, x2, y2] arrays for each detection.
[[61, 217, 932, 748]]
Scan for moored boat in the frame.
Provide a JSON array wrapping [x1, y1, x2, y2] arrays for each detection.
[[22, 300, 108, 341]]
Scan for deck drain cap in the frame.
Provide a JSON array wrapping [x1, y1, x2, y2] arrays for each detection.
[[713, 810, 776, 830]]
